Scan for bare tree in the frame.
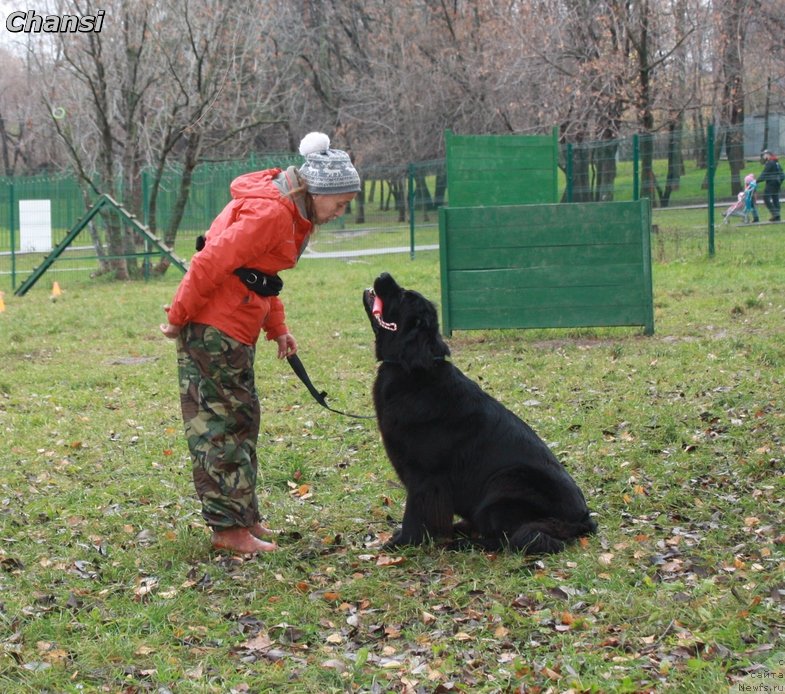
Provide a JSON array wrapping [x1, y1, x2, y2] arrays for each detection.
[[716, 0, 753, 196], [29, 0, 158, 278], [742, 0, 785, 142], [25, 0, 301, 277], [0, 46, 63, 175], [143, 0, 300, 269]]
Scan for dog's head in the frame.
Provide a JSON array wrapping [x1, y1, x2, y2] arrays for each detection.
[[363, 272, 450, 371]]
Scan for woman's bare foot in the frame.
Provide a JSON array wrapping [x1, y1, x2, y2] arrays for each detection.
[[211, 527, 277, 554], [249, 522, 278, 539]]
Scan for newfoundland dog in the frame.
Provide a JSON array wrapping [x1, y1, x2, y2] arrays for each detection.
[[363, 272, 597, 554]]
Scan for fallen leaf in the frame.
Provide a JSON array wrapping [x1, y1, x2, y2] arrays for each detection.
[[384, 625, 402, 639], [376, 555, 405, 567], [321, 659, 347, 672], [185, 663, 204, 679], [134, 576, 159, 601], [242, 634, 273, 652]]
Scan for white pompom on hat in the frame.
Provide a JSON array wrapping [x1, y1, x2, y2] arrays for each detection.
[[298, 132, 361, 195]]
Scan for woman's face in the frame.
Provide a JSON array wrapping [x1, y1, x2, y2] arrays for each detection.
[[311, 192, 357, 225]]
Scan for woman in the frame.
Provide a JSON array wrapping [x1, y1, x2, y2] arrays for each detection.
[[160, 132, 360, 554]]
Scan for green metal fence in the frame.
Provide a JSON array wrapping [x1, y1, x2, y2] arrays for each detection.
[[142, 152, 302, 236], [2, 123, 782, 294]]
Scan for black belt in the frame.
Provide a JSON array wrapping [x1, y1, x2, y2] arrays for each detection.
[[233, 268, 283, 297]]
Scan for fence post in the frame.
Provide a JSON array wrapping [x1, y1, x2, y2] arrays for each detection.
[[565, 144, 573, 203], [408, 163, 415, 259], [142, 168, 149, 228], [632, 134, 640, 201], [707, 124, 715, 257], [141, 168, 150, 280], [8, 178, 16, 290]]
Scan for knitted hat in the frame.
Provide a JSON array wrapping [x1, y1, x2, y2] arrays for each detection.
[[298, 132, 361, 195]]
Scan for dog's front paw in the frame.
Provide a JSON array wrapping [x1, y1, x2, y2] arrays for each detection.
[[383, 529, 419, 549], [382, 530, 405, 550]]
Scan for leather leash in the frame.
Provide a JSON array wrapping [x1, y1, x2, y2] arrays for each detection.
[[287, 354, 375, 420]]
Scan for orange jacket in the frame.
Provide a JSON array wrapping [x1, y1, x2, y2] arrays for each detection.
[[166, 168, 313, 345]]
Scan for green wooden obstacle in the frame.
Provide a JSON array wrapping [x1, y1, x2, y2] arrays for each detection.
[[444, 129, 559, 206], [439, 130, 653, 336], [438, 199, 654, 336], [14, 194, 187, 296]]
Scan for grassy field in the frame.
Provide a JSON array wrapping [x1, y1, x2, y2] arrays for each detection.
[[0, 245, 783, 693]]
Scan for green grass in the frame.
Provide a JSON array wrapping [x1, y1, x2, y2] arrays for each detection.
[[1, 248, 783, 692]]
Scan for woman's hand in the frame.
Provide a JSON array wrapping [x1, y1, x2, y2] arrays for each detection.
[[159, 305, 182, 339], [276, 333, 297, 358], [160, 322, 182, 339]]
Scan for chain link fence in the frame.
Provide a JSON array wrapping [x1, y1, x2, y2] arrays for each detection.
[[2, 123, 783, 294]]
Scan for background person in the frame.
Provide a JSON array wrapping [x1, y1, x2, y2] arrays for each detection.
[[758, 149, 783, 222], [743, 173, 759, 224], [159, 132, 360, 555]]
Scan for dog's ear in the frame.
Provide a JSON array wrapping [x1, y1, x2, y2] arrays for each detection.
[[397, 297, 450, 372]]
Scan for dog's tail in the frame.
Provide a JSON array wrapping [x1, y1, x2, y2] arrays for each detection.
[[508, 513, 597, 555]]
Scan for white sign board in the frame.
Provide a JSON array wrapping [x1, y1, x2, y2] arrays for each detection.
[[19, 200, 53, 253]]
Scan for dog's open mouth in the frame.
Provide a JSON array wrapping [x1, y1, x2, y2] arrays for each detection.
[[364, 287, 397, 332]]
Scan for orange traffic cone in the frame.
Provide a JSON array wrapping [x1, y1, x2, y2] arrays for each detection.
[[50, 281, 63, 302], [0, 291, 5, 313]]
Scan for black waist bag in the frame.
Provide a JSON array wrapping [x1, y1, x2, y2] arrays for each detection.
[[233, 268, 283, 297], [195, 235, 283, 297]]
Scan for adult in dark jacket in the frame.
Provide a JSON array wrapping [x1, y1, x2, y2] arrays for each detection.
[[758, 150, 782, 222]]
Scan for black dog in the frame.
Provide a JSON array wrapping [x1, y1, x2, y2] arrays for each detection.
[[363, 273, 597, 554]]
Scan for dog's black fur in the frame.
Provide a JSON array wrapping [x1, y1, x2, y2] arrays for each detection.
[[363, 273, 597, 554]]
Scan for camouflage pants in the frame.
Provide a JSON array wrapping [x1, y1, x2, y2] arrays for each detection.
[[177, 323, 261, 530]]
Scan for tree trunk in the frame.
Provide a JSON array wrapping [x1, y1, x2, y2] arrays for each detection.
[[720, 0, 746, 197]]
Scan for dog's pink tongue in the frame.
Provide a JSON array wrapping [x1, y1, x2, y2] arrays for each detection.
[[372, 295, 384, 317]]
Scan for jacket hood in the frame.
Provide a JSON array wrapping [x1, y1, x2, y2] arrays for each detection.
[[229, 169, 282, 200]]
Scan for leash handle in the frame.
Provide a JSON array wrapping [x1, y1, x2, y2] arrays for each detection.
[[286, 354, 375, 420]]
